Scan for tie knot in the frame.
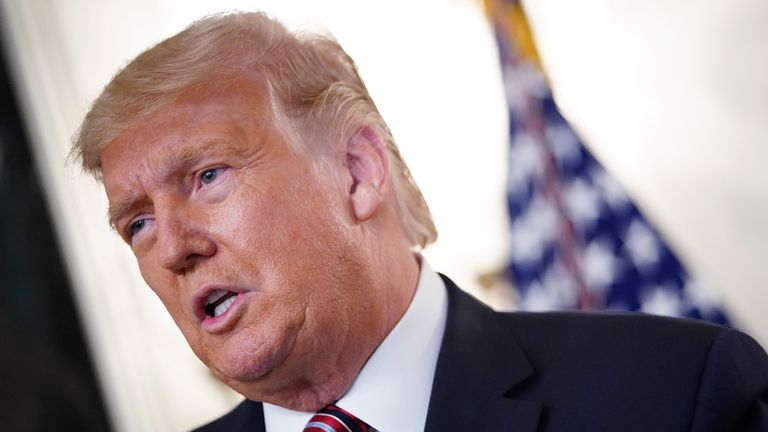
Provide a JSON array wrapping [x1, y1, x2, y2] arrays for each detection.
[[303, 404, 376, 432]]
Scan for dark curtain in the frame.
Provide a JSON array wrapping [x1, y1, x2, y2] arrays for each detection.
[[0, 33, 112, 432]]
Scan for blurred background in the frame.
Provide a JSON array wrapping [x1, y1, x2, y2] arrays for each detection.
[[0, 0, 765, 430]]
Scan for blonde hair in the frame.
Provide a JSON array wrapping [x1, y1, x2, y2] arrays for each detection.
[[72, 11, 436, 249]]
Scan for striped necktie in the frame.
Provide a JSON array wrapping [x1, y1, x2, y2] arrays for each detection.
[[303, 405, 377, 432]]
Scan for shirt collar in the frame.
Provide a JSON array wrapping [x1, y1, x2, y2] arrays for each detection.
[[264, 258, 448, 431]]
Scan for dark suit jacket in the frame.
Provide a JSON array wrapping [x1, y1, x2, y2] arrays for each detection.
[[194, 276, 768, 431]]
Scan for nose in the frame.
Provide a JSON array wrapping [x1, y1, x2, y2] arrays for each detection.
[[155, 205, 216, 273]]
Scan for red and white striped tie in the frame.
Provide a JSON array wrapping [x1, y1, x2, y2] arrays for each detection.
[[303, 405, 377, 432]]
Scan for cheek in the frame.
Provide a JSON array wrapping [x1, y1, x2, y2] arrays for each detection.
[[218, 186, 317, 257], [137, 261, 189, 320], [137, 259, 168, 298]]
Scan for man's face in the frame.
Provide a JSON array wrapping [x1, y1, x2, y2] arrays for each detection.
[[100, 82, 387, 407]]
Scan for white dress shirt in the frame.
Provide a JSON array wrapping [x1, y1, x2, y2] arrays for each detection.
[[264, 259, 448, 431]]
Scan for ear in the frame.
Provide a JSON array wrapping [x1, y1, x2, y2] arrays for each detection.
[[347, 125, 390, 221]]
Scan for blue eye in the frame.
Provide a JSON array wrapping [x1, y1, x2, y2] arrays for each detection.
[[201, 168, 219, 185], [129, 219, 146, 236]]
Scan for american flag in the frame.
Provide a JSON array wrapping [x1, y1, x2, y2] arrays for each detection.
[[485, 0, 729, 324]]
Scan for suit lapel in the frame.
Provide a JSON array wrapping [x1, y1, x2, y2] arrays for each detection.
[[232, 399, 266, 432], [425, 276, 541, 432]]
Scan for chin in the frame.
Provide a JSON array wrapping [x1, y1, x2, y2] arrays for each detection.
[[213, 345, 355, 411], [212, 343, 287, 385], [204, 327, 299, 391]]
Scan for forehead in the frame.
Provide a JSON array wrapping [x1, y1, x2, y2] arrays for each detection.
[[101, 81, 274, 173], [99, 84, 294, 222]]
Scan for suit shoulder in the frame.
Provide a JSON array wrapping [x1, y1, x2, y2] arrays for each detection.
[[501, 310, 728, 348], [190, 399, 262, 432], [496, 311, 741, 372]]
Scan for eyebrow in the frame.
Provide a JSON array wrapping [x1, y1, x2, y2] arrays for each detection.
[[107, 191, 142, 232], [106, 143, 222, 230], [160, 143, 221, 175]]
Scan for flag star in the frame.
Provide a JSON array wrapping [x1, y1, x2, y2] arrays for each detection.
[[502, 67, 527, 114], [511, 224, 544, 265], [683, 280, 722, 315], [546, 124, 581, 168], [521, 281, 559, 311], [640, 286, 684, 317], [507, 132, 542, 197], [542, 259, 578, 307], [623, 220, 660, 269], [580, 240, 620, 291], [563, 178, 602, 228], [511, 197, 558, 265], [591, 168, 630, 211], [521, 261, 577, 311], [503, 62, 547, 114]]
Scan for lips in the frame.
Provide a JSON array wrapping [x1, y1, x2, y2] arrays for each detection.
[[194, 286, 249, 333], [204, 289, 238, 318]]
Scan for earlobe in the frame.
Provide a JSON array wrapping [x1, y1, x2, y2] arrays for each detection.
[[351, 183, 382, 221], [347, 126, 389, 222]]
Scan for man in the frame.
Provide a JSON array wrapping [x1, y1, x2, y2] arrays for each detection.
[[72, 11, 767, 432]]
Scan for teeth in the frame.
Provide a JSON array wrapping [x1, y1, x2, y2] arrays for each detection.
[[214, 296, 236, 317], [206, 289, 229, 305], [203, 289, 238, 318]]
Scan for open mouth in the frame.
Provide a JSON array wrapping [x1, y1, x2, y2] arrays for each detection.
[[204, 289, 239, 318]]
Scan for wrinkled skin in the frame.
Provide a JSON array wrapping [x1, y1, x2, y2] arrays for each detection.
[[100, 80, 417, 410]]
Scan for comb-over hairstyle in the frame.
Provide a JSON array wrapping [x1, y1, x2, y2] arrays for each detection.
[[72, 11, 436, 249]]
